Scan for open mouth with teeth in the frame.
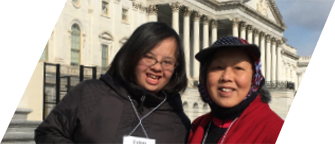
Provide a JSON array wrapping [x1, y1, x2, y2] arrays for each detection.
[[220, 88, 233, 92], [146, 73, 162, 85], [218, 87, 235, 96]]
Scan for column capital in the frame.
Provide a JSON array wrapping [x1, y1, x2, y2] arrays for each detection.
[[169, 2, 182, 12], [193, 11, 201, 21], [211, 20, 218, 28], [271, 37, 277, 43], [232, 18, 239, 27], [147, 5, 158, 15], [254, 29, 259, 35], [247, 25, 253, 32], [202, 16, 209, 24], [265, 34, 271, 42], [183, 6, 191, 16], [276, 39, 283, 45], [240, 22, 246, 30], [259, 32, 265, 38], [113, 0, 120, 4]]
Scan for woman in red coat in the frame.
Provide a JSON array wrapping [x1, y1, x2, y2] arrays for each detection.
[[188, 37, 284, 144]]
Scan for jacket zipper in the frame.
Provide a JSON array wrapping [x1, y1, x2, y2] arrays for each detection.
[[139, 95, 146, 114]]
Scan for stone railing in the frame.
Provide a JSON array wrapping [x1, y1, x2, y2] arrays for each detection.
[[298, 56, 320, 62], [266, 81, 295, 90]]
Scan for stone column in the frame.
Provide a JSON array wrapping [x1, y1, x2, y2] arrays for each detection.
[[148, 5, 158, 22], [232, 18, 239, 37], [211, 20, 218, 44], [260, 32, 266, 77], [271, 38, 277, 83], [297, 72, 302, 91], [240, 22, 246, 39], [276, 40, 283, 82], [265, 35, 272, 82], [183, 7, 191, 78], [254, 29, 259, 46], [202, 16, 209, 48], [247, 25, 253, 43], [170, 2, 181, 34], [193, 11, 201, 79]]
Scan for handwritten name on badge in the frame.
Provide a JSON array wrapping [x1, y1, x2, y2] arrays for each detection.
[[123, 136, 156, 144]]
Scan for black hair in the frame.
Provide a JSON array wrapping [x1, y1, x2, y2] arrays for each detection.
[[106, 22, 187, 93]]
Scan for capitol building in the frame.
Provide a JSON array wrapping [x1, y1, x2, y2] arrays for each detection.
[[0, 0, 320, 143]]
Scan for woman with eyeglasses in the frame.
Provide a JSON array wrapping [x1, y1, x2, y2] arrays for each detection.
[[35, 22, 190, 143]]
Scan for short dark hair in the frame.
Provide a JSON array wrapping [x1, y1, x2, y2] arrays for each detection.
[[107, 22, 187, 93]]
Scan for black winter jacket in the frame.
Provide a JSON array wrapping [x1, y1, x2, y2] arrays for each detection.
[[35, 74, 191, 143]]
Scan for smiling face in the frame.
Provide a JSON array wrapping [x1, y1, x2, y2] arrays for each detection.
[[206, 48, 254, 108], [135, 37, 177, 94]]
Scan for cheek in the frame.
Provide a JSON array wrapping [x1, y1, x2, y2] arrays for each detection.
[[206, 72, 219, 89], [163, 70, 174, 80], [236, 73, 253, 89]]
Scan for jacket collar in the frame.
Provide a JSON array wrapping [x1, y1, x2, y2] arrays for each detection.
[[99, 74, 179, 108]]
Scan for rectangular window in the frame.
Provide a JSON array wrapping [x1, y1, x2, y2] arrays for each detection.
[[102, 1, 108, 15], [101, 44, 108, 71], [305, 76, 311, 83], [39, 29, 48, 61], [122, 8, 128, 22]]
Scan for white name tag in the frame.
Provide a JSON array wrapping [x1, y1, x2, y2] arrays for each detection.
[[123, 136, 156, 144]]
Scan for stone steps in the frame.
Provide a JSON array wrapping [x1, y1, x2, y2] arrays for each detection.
[[2, 132, 35, 144], [1, 108, 41, 144]]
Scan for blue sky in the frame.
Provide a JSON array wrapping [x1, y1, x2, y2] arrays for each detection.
[[275, 0, 334, 56]]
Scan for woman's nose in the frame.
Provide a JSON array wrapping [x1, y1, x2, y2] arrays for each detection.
[[220, 67, 233, 82]]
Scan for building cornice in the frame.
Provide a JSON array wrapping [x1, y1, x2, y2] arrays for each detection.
[[282, 49, 300, 60], [298, 62, 320, 67], [197, 0, 286, 32]]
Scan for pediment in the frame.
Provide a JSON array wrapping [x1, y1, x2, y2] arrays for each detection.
[[200, 0, 286, 30], [245, 0, 286, 28]]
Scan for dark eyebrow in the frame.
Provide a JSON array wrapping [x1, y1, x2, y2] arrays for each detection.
[[147, 51, 176, 61]]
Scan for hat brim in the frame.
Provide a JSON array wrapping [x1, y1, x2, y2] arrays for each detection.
[[195, 44, 260, 63]]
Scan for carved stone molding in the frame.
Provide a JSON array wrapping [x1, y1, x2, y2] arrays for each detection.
[[240, 22, 246, 30], [211, 20, 218, 28], [282, 49, 300, 60], [197, 0, 286, 31], [147, 5, 158, 15], [247, 25, 253, 32], [183, 6, 192, 16], [202, 16, 209, 24], [259, 32, 265, 38], [170, 2, 182, 12], [132, 2, 141, 11], [265, 35, 271, 42], [193, 11, 202, 21], [254, 29, 259, 35], [0, 0, 31, 13], [232, 18, 239, 27]]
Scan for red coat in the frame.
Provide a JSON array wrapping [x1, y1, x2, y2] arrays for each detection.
[[188, 95, 284, 144]]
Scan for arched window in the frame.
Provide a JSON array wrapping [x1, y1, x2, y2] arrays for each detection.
[[71, 24, 80, 66]]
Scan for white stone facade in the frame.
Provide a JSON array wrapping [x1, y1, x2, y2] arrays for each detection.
[[23, 0, 309, 121]]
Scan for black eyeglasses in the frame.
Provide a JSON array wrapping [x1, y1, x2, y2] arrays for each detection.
[[141, 55, 178, 71]]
